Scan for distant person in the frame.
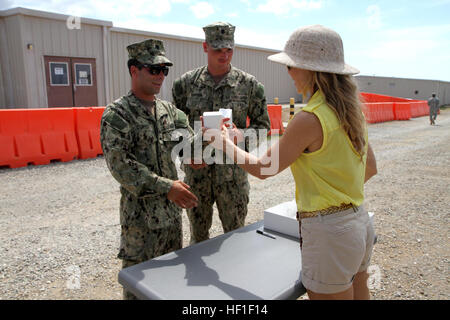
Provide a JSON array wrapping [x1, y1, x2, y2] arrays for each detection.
[[172, 22, 270, 244], [204, 25, 378, 300], [100, 39, 198, 300], [427, 92, 440, 125]]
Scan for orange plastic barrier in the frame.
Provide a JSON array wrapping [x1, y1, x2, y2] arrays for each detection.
[[267, 104, 284, 135], [361, 92, 410, 103], [74, 107, 105, 159], [360, 92, 438, 123], [363, 102, 395, 123], [0, 108, 78, 168], [393, 102, 411, 121], [362, 103, 376, 123], [410, 101, 429, 118]]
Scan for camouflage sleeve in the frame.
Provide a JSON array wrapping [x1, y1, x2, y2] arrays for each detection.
[[173, 108, 191, 132], [100, 107, 173, 197], [172, 76, 188, 114], [247, 80, 270, 131], [173, 108, 203, 163], [243, 79, 271, 151]]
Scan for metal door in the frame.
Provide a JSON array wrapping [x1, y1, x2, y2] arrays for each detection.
[[44, 56, 73, 107], [44, 56, 98, 107], [71, 57, 98, 107]]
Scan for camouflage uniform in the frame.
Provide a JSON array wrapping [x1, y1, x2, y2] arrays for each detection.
[[100, 39, 193, 300], [172, 22, 270, 244], [427, 94, 440, 125]]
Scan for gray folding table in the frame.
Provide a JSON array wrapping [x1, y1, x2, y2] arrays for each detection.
[[118, 220, 306, 300]]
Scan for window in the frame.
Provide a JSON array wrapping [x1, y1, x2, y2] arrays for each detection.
[[74, 63, 92, 86], [49, 62, 69, 86]]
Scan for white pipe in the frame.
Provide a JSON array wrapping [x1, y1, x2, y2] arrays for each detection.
[[102, 25, 110, 106]]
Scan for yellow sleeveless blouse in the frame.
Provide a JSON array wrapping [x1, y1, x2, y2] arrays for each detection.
[[289, 91, 368, 212]]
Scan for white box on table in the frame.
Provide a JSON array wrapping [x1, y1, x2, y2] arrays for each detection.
[[263, 200, 299, 238], [263, 200, 375, 239]]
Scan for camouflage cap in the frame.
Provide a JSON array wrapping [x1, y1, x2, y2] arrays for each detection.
[[203, 22, 235, 49], [126, 39, 173, 66]]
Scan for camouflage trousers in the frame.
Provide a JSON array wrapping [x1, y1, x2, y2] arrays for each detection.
[[184, 165, 250, 244], [430, 107, 438, 123], [119, 220, 182, 300]]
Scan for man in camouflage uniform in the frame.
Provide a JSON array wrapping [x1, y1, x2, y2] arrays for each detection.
[[172, 22, 270, 244], [427, 92, 440, 125], [100, 39, 199, 300]]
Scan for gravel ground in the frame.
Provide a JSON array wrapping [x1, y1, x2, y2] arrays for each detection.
[[0, 109, 449, 300]]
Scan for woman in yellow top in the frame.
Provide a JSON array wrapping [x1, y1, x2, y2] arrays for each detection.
[[205, 25, 378, 300]]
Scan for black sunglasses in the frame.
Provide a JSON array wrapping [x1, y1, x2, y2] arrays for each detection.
[[141, 64, 169, 76]]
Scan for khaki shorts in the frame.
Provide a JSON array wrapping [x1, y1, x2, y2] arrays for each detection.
[[300, 205, 375, 294]]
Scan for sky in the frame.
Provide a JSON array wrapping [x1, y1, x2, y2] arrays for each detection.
[[1, 0, 450, 81]]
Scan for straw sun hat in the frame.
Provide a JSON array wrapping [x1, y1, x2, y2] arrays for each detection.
[[268, 25, 359, 75]]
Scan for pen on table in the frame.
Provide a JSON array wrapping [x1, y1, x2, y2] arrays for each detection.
[[256, 229, 276, 239]]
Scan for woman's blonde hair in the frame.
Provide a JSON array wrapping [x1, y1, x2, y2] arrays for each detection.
[[303, 71, 366, 158]]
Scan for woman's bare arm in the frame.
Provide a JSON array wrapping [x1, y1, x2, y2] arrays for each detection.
[[364, 143, 377, 182], [218, 111, 323, 179]]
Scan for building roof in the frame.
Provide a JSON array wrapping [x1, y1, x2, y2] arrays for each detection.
[[0, 7, 113, 27], [357, 74, 450, 84]]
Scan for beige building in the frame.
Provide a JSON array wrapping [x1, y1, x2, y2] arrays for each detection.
[[355, 75, 450, 105], [1, 7, 448, 109], [0, 7, 297, 109]]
